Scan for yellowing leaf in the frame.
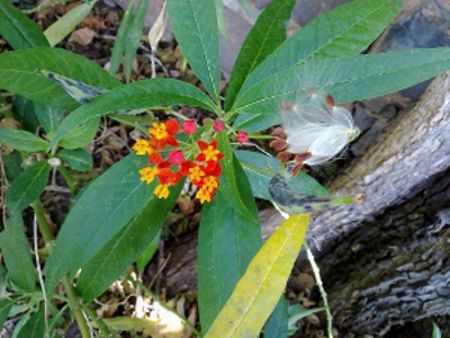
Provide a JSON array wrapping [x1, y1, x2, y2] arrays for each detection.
[[99, 316, 158, 331], [204, 214, 310, 338]]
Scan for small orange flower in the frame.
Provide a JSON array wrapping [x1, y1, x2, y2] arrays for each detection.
[[195, 140, 224, 162], [133, 139, 152, 155], [149, 118, 179, 148]]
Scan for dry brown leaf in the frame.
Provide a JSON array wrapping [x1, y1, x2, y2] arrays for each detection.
[[81, 13, 106, 29], [68, 27, 97, 46]]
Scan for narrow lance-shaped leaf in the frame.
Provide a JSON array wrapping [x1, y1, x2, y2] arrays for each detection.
[[6, 161, 51, 213], [109, 0, 135, 76], [0, 128, 49, 152], [167, 0, 220, 102], [0, 212, 37, 293], [234, 48, 450, 131], [0, 0, 49, 50], [232, 0, 402, 106], [43, 154, 158, 296], [216, 133, 256, 222], [124, 0, 150, 83], [0, 47, 121, 110], [204, 214, 310, 338], [198, 164, 262, 331], [76, 179, 183, 301], [44, 1, 94, 46], [50, 78, 216, 148], [225, 0, 296, 111]]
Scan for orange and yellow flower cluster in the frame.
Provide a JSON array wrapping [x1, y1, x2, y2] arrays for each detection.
[[133, 118, 225, 203]]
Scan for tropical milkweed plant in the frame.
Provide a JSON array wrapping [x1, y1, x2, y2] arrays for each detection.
[[0, 0, 449, 336]]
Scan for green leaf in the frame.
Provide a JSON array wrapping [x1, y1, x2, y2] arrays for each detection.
[[236, 0, 251, 16], [167, 0, 220, 101], [11, 96, 39, 133], [58, 117, 99, 149], [50, 78, 215, 148], [214, 0, 227, 39], [198, 187, 262, 332], [216, 134, 257, 222], [124, 0, 150, 83], [0, 0, 49, 50], [0, 212, 37, 293], [3, 150, 23, 183], [43, 154, 155, 296], [225, 0, 295, 111], [234, 150, 329, 200], [204, 214, 310, 338], [15, 307, 45, 338], [264, 297, 288, 338], [0, 47, 121, 110], [0, 128, 49, 152], [287, 306, 325, 335], [232, 0, 402, 106], [136, 228, 161, 272], [0, 301, 14, 328], [432, 322, 441, 338], [76, 181, 182, 301], [43, 71, 107, 104], [109, 0, 135, 76], [6, 161, 51, 212], [234, 48, 450, 131], [44, 2, 94, 46], [34, 102, 65, 134], [57, 148, 93, 171]]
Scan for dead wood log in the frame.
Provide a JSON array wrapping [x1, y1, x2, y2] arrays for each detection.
[[156, 72, 450, 336]]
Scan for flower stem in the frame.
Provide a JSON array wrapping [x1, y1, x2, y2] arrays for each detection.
[[62, 276, 92, 338], [304, 241, 334, 338], [57, 164, 77, 197], [32, 200, 92, 338]]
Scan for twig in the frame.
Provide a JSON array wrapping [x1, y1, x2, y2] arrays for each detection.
[[33, 213, 50, 337], [304, 240, 333, 338]]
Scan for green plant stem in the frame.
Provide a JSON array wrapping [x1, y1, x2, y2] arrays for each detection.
[[62, 275, 92, 338], [32, 200, 54, 245], [82, 302, 120, 338], [125, 275, 202, 337], [57, 164, 77, 197], [304, 241, 333, 338], [32, 200, 92, 338]]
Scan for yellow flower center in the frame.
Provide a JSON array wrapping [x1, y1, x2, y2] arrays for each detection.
[[196, 188, 212, 203], [150, 123, 168, 140], [202, 176, 218, 192], [133, 139, 153, 155], [203, 146, 220, 161], [189, 166, 205, 182], [139, 167, 160, 184], [154, 184, 170, 199]]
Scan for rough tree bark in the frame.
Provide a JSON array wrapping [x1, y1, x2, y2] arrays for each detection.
[[156, 73, 450, 336]]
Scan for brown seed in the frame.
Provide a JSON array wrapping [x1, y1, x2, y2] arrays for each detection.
[[279, 101, 294, 111], [270, 127, 287, 139], [291, 163, 304, 177], [277, 151, 293, 162], [269, 138, 288, 151], [325, 94, 335, 108], [294, 152, 313, 163]]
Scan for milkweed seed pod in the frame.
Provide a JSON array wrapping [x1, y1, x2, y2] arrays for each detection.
[[281, 94, 360, 166]]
